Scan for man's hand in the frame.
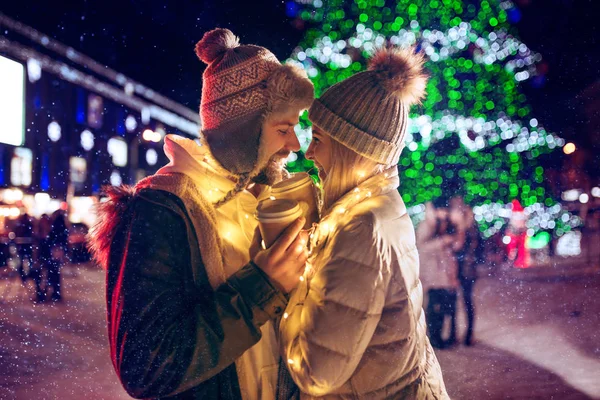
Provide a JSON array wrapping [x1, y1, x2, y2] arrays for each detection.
[[250, 217, 309, 293]]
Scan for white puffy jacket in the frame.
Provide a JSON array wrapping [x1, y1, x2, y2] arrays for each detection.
[[280, 168, 449, 399]]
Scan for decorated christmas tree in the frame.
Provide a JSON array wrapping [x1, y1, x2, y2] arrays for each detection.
[[285, 0, 579, 238]]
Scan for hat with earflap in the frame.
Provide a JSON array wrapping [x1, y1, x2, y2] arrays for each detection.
[[196, 28, 314, 207], [308, 46, 428, 165]]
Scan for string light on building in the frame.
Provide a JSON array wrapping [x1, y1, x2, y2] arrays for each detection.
[[146, 148, 158, 166], [125, 115, 138, 132], [110, 170, 122, 186], [26, 58, 42, 83], [107, 137, 128, 167], [47, 121, 61, 142], [80, 129, 95, 151]]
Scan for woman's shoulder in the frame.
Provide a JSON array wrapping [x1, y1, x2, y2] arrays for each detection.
[[349, 191, 409, 224]]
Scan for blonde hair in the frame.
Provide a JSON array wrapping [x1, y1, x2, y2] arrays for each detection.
[[322, 137, 387, 211]]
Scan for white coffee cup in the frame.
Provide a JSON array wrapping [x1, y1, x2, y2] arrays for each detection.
[[256, 199, 303, 249], [271, 172, 320, 230]]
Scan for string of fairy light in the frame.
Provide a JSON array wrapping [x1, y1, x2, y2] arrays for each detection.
[[285, 0, 579, 238]]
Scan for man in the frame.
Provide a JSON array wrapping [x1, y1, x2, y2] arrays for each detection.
[[87, 28, 314, 399]]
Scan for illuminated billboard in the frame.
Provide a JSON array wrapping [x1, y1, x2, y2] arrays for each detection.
[[0, 55, 25, 146]]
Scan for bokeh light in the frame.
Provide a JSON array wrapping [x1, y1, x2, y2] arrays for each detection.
[[286, 0, 575, 237]]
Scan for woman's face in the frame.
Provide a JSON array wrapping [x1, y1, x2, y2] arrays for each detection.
[[305, 125, 332, 181]]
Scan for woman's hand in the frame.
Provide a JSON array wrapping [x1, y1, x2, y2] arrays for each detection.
[[250, 218, 309, 293]]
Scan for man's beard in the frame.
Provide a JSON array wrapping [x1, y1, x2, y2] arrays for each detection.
[[252, 151, 289, 186]]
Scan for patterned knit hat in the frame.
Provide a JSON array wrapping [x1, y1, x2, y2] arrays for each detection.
[[196, 28, 314, 181], [308, 47, 427, 165]]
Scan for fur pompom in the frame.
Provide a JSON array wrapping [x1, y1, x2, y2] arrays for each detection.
[[87, 185, 136, 269], [195, 28, 240, 64], [368, 47, 428, 105]]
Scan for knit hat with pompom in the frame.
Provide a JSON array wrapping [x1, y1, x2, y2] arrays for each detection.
[[308, 46, 427, 165], [195, 28, 313, 194]]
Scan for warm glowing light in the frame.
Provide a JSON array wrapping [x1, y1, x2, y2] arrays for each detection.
[[288, 359, 294, 364], [299, 276, 305, 282], [143, 129, 155, 142], [34, 192, 50, 203], [562, 189, 581, 202], [563, 142, 576, 155], [283, 312, 289, 319]]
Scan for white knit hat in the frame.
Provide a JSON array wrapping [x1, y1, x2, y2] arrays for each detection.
[[308, 47, 428, 165]]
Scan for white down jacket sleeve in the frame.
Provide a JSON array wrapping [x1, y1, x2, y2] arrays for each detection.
[[279, 214, 388, 396]]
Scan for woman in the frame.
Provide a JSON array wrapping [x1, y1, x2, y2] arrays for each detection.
[[417, 201, 460, 349], [279, 47, 448, 399]]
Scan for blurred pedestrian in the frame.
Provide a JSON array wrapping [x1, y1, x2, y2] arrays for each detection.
[[36, 214, 52, 268], [46, 211, 69, 302], [450, 196, 480, 346], [15, 212, 34, 282], [506, 199, 530, 268], [417, 201, 459, 349], [32, 214, 53, 302]]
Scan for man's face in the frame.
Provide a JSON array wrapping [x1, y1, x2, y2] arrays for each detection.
[[305, 125, 332, 182], [253, 109, 302, 185]]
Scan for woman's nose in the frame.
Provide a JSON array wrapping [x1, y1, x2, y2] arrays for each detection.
[[305, 142, 315, 160]]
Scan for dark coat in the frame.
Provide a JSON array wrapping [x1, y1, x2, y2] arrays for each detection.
[[89, 186, 287, 399]]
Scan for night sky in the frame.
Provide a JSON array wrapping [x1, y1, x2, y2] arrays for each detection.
[[2, 0, 599, 154]]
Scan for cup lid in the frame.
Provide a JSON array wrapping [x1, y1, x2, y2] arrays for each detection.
[[271, 172, 312, 193], [256, 199, 301, 220]]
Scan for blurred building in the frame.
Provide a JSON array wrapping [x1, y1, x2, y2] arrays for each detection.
[[0, 14, 200, 230]]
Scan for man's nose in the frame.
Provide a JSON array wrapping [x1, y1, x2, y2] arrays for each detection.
[[288, 131, 301, 152]]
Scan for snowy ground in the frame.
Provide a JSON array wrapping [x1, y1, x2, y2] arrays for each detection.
[[1, 264, 599, 400]]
